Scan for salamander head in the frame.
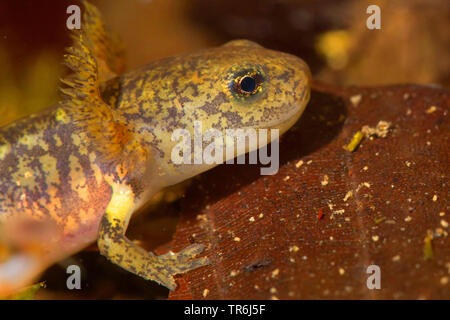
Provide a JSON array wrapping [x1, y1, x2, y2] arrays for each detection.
[[174, 39, 311, 134], [113, 39, 311, 183]]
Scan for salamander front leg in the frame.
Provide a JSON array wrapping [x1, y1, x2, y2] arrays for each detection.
[[97, 183, 209, 290]]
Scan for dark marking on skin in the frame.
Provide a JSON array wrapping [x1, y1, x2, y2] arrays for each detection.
[[184, 83, 200, 97], [171, 78, 179, 94], [137, 126, 165, 158], [128, 177, 145, 198], [199, 92, 229, 116], [100, 78, 120, 107], [99, 217, 124, 244], [178, 96, 193, 105], [221, 111, 244, 128], [276, 70, 292, 82], [133, 84, 144, 101], [163, 106, 186, 131]]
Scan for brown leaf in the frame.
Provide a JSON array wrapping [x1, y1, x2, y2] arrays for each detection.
[[168, 83, 449, 299]]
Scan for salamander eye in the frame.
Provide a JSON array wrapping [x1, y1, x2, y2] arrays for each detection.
[[239, 76, 257, 93], [230, 70, 263, 97]]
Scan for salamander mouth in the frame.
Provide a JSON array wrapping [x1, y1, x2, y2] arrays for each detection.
[[261, 102, 307, 133], [261, 88, 311, 133]]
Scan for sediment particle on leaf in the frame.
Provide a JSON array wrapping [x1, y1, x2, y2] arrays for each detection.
[[361, 120, 392, 138], [343, 131, 363, 152], [233, 237, 241, 242], [349, 94, 362, 107], [405, 216, 412, 222], [441, 277, 449, 285], [392, 255, 401, 262], [203, 289, 209, 298], [356, 182, 371, 192], [441, 220, 448, 228], [435, 228, 447, 237], [272, 269, 280, 278], [327, 201, 335, 210], [432, 195, 438, 201], [343, 190, 353, 201], [321, 175, 329, 186], [289, 245, 299, 252], [230, 270, 239, 277], [426, 106, 437, 114], [295, 160, 304, 168], [338, 268, 345, 275], [317, 209, 324, 220], [375, 217, 386, 224], [424, 232, 434, 260]]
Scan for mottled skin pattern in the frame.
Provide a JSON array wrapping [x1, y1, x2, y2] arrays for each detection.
[[0, 2, 310, 295], [0, 105, 113, 293]]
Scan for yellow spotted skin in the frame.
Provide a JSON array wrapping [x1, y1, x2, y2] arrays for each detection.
[[0, 1, 310, 294]]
